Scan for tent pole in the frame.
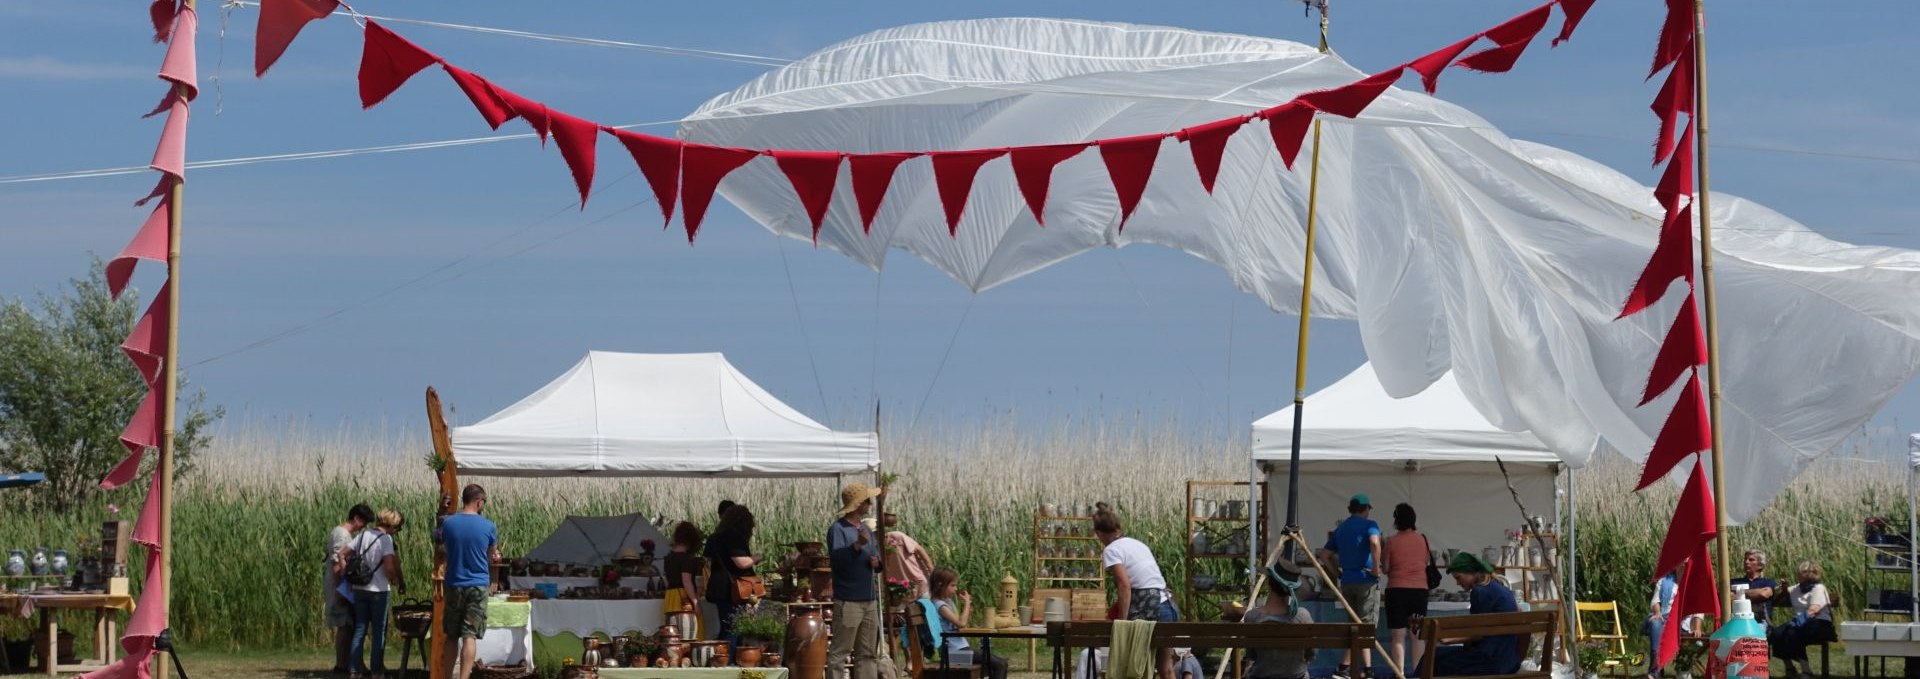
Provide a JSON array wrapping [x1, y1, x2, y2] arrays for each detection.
[[426, 387, 461, 679], [1563, 468, 1578, 653], [1282, 0, 1331, 561], [1689, 0, 1732, 612]]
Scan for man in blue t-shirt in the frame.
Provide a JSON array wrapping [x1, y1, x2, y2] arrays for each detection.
[[1318, 494, 1381, 679], [1729, 548, 1778, 624], [439, 484, 499, 679]]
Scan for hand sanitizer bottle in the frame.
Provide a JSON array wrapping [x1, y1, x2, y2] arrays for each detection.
[[1708, 584, 1768, 679]]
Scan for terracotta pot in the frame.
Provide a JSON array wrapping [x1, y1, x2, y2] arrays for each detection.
[[763, 652, 783, 668], [787, 605, 829, 679], [736, 645, 763, 667]]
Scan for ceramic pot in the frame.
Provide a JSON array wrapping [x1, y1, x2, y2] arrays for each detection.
[[763, 652, 783, 668], [787, 606, 829, 679], [581, 638, 603, 669]]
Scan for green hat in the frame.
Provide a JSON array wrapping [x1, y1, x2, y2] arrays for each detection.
[[1447, 551, 1494, 574], [1350, 494, 1371, 507]]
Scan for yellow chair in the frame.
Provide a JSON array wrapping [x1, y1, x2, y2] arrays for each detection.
[[1575, 601, 1631, 675]]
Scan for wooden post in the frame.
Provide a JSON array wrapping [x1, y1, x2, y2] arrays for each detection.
[[153, 3, 193, 674], [426, 387, 460, 679]]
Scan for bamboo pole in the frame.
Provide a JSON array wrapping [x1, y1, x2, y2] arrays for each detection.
[[154, 3, 193, 674], [1689, 0, 1732, 611]]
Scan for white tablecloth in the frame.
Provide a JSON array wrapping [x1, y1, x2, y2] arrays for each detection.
[[510, 576, 659, 593], [475, 626, 533, 667], [529, 599, 666, 637]]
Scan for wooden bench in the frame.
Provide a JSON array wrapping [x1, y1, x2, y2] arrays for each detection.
[[1416, 610, 1559, 679], [1048, 620, 1374, 679]]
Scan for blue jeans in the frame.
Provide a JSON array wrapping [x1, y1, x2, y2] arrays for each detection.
[[350, 590, 391, 672]]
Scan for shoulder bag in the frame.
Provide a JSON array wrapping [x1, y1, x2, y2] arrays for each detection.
[[1422, 533, 1443, 590]]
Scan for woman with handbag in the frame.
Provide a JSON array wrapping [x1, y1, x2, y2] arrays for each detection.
[[703, 504, 762, 649], [1380, 503, 1436, 676]]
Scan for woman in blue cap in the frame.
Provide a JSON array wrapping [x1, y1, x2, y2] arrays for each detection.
[[1425, 552, 1520, 676]]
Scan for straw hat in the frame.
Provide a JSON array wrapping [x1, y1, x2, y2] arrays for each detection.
[[836, 482, 882, 518], [616, 547, 643, 561]]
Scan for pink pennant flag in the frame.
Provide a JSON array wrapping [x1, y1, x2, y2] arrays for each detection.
[[122, 282, 170, 388], [930, 149, 1008, 237], [1009, 143, 1089, 224], [133, 473, 163, 550], [1617, 204, 1693, 319], [359, 21, 441, 109], [547, 109, 599, 209], [679, 144, 760, 242], [101, 389, 163, 490], [1453, 5, 1552, 73], [442, 64, 514, 130], [125, 553, 169, 639], [148, 95, 188, 180], [1098, 134, 1166, 230], [1651, 0, 1695, 80], [1636, 377, 1711, 491], [1651, 49, 1694, 164], [157, 7, 198, 100], [1642, 295, 1705, 406], [772, 151, 844, 241], [493, 87, 552, 146], [254, 0, 337, 77], [1298, 67, 1404, 119], [1406, 36, 1478, 94], [609, 129, 683, 226], [848, 152, 918, 233], [1175, 118, 1247, 194], [1654, 129, 1695, 213], [134, 175, 172, 208], [1261, 102, 1316, 170], [150, 0, 178, 44], [1554, 0, 1598, 47], [75, 647, 153, 679], [107, 199, 170, 300], [1650, 457, 1717, 582], [141, 90, 179, 120]]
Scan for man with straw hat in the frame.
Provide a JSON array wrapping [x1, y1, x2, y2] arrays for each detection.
[[1425, 552, 1520, 676], [826, 482, 887, 679]]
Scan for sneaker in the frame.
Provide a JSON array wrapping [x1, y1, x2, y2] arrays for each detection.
[[1330, 666, 1352, 679]]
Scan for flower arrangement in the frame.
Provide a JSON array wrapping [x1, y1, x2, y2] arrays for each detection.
[[733, 602, 787, 648], [885, 577, 914, 601]]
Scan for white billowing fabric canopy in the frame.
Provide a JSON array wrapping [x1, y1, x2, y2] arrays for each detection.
[[677, 18, 1920, 523], [453, 352, 879, 477], [525, 513, 670, 567], [1254, 363, 1563, 554]]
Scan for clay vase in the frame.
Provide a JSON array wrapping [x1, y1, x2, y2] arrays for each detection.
[[581, 638, 604, 669], [735, 645, 763, 667], [763, 652, 783, 668], [657, 642, 685, 668], [787, 605, 829, 679], [712, 644, 731, 668]]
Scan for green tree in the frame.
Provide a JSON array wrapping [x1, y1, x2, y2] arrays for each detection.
[[0, 259, 221, 511]]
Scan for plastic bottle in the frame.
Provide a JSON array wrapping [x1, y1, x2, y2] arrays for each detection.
[[1707, 584, 1769, 679]]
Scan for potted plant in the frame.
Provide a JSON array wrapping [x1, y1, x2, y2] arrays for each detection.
[[1672, 638, 1707, 679], [1575, 641, 1610, 679], [733, 603, 788, 666]]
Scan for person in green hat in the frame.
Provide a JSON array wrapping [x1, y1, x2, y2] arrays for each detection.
[[1424, 552, 1521, 676], [1317, 493, 1381, 679]]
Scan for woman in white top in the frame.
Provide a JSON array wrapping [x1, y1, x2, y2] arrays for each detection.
[[1768, 560, 1834, 679], [1094, 502, 1177, 679], [348, 509, 407, 678]]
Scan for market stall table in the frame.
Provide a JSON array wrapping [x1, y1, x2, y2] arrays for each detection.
[[601, 668, 789, 679], [530, 598, 667, 669], [0, 592, 134, 676], [475, 598, 535, 668]]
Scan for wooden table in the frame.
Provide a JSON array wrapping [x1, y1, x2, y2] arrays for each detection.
[[0, 592, 136, 676], [952, 626, 1047, 672]]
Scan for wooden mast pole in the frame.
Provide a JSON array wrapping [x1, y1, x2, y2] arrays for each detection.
[[426, 388, 460, 679], [1689, 0, 1732, 610], [154, 3, 194, 676]]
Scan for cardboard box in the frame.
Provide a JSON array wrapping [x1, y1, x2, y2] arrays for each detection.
[[108, 577, 129, 597], [1030, 588, 1071, 622]]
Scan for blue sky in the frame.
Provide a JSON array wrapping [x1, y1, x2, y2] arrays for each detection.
[[2, 1, 1915, 451]]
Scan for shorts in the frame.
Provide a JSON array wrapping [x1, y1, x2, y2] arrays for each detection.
[[1383, 587, 1430, 629], [1340, 582, 1380, 624], [324, 589, 354, 628], [444, 585, 490, 639]]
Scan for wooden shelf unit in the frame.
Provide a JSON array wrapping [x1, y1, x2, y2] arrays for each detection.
[[1496, 530, 1561, 608], [1863, 537, 1915, 619], [1182, 479, 1268, 622], [1031, 509, 1107, 594]]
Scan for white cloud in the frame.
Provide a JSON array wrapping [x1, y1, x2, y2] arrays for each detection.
[[0, 55, 149, 81]]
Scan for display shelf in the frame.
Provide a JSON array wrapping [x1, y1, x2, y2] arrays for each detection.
[[1183, 479, 1268, 627], [1863, 529, 1916, 620], [1032, 509, 1105, 604]]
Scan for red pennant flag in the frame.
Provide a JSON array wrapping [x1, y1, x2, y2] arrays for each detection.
[[930, 149, 1007, 236], [1617, 203, 1693, 318], [1637, 377, 1712, 491], [102, 390, 164, 490], [1454, 5, 1553, 73], [254, 0, 336, 76], [1643, 295, 1706, 405], [151, 0, 179, 43], [123, 282, 170, 388], [679, 144, 760, 243], [1651, 457, 1718, 580], [1262, 102, 1316, 170], [493, 87, 552, 146], [772, 150, 844, 241], [1554, 0, 1598, 47], [1098, 134, 1166, 229], [1406, 37, 1478, 94], [1176, 118, 1247, 194], [148, 94, 188, 180], [547, 110, 599, 209], [359, 21, 441, 109], [848, 152, 918, 233], [134, 175, 172, 208], [1655, 129, 1695, 213], [158, 7, 198, 100], [1298, 67, 1404, 119], [1651, 50, 1695, 164], [1651, 0, 1695, 80], [141, 90, 180, 120], [133, 473, 163, 549], [108, 199, 170, 300], [1658, 544, 1718, 669], [609, 129, 683, 226], [443, 64, 514, 130], [1008, 143, 1088, 224]]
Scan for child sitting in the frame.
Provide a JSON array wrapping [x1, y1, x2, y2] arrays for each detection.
[[929, 567, 1009, 679], [1242, 562, 1315, 679]]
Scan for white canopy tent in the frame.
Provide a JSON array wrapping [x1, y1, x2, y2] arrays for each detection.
[[452, 352, 879, 477], [524, 513, 671, 567], [1252, 363, 1578, 558]]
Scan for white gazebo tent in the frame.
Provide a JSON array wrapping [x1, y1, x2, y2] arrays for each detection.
[[452, 351, 879, 477], [1251, 363, 1586, 567]]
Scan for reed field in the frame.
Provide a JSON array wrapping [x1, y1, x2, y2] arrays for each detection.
[[0, 416, 1909, 660]]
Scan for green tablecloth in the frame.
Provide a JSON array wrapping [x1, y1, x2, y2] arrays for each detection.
[[488, 600, 533, 628], [600, 668, 789, 679]]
